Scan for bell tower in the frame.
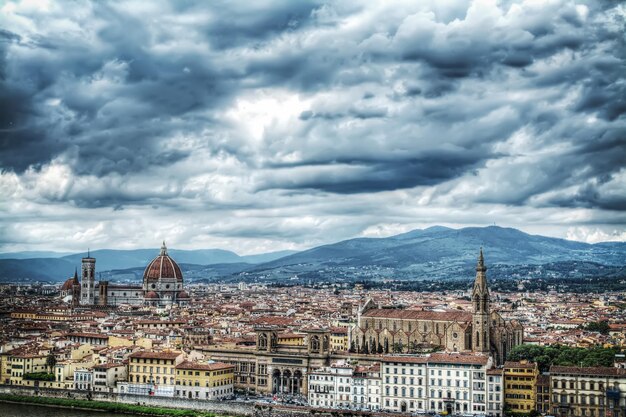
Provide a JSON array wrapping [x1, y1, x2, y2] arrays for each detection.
[[80, 250, 96, 305], [472, 248, 490, 353]]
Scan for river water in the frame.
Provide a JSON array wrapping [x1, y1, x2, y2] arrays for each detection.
[[0, 402, 127, 417]]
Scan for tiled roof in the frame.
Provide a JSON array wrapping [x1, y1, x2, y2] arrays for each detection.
[[382, 353, 489, 366], [68, 332, 109, 339], [143, 251, 183, 282], [504, 361, 537, 369], [129, 351, 182, 360], [550, 366, 626, 376], [176, 361, 234, 371], [362, 308, 472, 322]]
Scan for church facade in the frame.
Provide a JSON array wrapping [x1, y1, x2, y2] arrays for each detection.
[[351, 250, 523, 364], [60, 242, 190, 307]]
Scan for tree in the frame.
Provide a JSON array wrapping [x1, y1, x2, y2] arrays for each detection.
[[507, 344, 620, 373], [46, 353, 57, 373], [584, 321, 611, 335]]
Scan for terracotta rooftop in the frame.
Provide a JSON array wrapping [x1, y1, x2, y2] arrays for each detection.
[[175, 361, 234, 371], [362, 308, 472, 322], [129, 351, 182, 360], [504, 361, 537, 369], [383, 353, 489, 366], [94, 363, 125, 370], [550, 366, 626, 376], [68, 332, 109, 339]]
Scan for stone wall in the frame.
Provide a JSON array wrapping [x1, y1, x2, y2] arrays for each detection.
[[0, 384, 410, 417], [0, 384, 254, 416]]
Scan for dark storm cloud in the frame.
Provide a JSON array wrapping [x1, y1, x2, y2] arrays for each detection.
[[197, 0, 322, 49], [0, 0, 624, 214], [260, 151, 487, 194]]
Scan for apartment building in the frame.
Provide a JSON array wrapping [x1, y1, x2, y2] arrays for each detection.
[[93, 363, 127, 392], [503, 360, 538, 414], [330, 327, 349, 352], [74, 368, 92, 391], [381, 353, 492, 414], [381, 356, 428, 413], [487, 368, 504, 417], [126, 350, 184, 396], [174, 361, 235, 400], [550, 366, 626, 417], [308, 361, 354, 408], [536, 374, 550, 414], [8, 352, 48, 385], [352, 363, 381, 411]]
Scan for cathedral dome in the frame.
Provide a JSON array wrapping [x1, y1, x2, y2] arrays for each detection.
[[61, 269, 79, 291], [178, 291, 190, 299], [142, 242, 183, 283]]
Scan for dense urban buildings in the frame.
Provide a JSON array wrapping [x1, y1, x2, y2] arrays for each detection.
[[0, 249, 625, 416]]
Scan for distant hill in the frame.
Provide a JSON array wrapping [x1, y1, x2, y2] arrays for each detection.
[[242, 226, 626, 281], [0, 251, 73, 259], [0, 247, 297, 283], [0, 258, 76, 281], [0, 226, 624, 283], [253, 226, 625, 269]]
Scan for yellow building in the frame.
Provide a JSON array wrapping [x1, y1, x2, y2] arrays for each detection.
[[8, 352, 48, 385], [108, 336, 134, 347], [330, 327, 349, 351], [10, 310, 36, 319], [127, 350, 184, 396], [0, 350, 12, 384], [175, 361, 234, 400], [277, 333, 305, 346], [504, 361, 539, 414]]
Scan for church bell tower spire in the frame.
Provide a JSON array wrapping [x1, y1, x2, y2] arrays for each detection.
[[472, 248, 490, 353]]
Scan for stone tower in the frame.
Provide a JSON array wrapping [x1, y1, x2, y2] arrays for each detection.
[[472, 248, 490, 353], [80, 250, 96, 305]]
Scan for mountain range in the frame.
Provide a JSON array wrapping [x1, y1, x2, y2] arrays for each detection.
[[1, 226, 624, 283]]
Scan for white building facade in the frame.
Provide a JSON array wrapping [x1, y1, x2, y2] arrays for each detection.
[[308, 362, 354, 408], [74, 368, 93, 391], [309, 354, 495, 414], [381, 353, 493, 414], [487, 368, 504, 417]]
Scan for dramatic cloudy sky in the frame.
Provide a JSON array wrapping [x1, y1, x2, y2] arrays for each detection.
[[1, 0, 625, 254]]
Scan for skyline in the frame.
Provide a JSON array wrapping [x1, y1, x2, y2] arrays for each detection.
[[1, 0, 626, 254]]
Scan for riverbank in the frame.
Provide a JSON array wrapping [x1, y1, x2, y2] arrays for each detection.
[[0, 394, 220, 417]]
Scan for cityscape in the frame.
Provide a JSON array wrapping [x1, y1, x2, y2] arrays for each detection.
[[1, 238, 625, 417], [1, 1, 625, 417]]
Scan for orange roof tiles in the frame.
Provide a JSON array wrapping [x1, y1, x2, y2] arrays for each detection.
[[362, 308, 472, 322]]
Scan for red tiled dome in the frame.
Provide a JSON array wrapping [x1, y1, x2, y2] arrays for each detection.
[[61, 277, 78, 291], [145, 291, 160, 299], [178, 291, 190, 299], [142, 242, 183, 283], [61, 270, 79, 291]]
